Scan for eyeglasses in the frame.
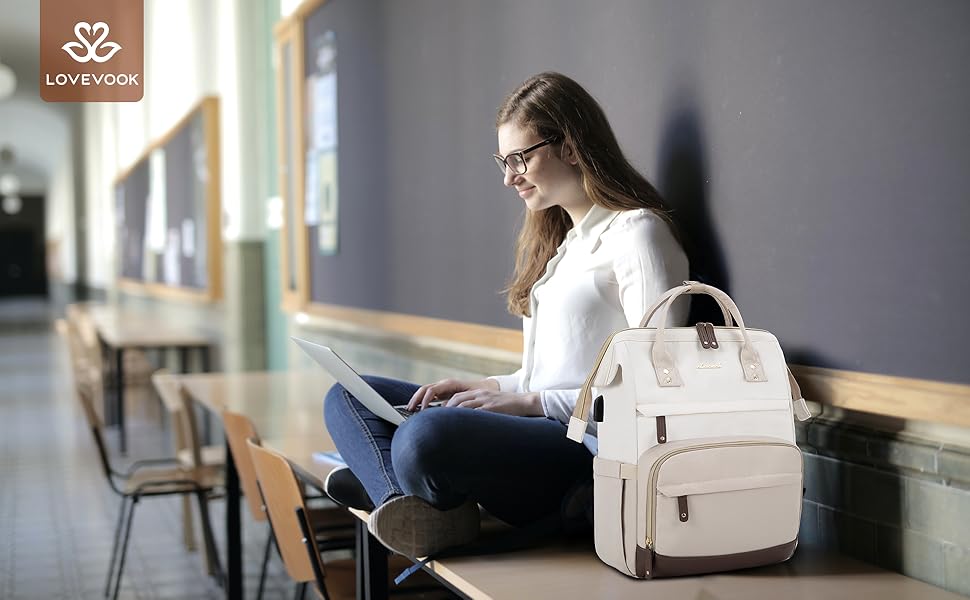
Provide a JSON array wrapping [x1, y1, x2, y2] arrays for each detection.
[[493, 137, 558, 176]]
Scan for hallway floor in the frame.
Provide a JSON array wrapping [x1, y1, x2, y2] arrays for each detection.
[[0, 300, 294, 599]]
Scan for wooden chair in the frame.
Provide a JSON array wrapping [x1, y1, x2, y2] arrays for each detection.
[[75, 385, 224, 600], [224, 410, 355, 599], [64, 303, 156, 436], [61, 315, 105, 421], [172, 384, 227, 571], [66, 303, 154, 388], [246, 440, 450, 600], [248, 439, 362, 600]]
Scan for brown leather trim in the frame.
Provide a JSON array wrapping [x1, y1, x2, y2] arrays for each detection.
[[644, 539, 798, 578], [706, 323, 719, 349], [677, 496, 689, 522], [656, 416, 667, 444], [619, 479, 627, 570], [695, 323, 711, 348], [635, 545, 651, 578]]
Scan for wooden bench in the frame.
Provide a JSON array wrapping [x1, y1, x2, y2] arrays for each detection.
[[154, 370, 966, 600]]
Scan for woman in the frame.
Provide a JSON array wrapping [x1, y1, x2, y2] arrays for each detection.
[[323, 72, 689, 558]]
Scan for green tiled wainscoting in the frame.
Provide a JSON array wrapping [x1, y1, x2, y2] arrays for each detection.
[[291, 316, 970, 596], [799, 418, 970, 595]]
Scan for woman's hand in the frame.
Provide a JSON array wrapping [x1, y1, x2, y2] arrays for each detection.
[[444, 389, 544, 417], [406, 378, 501, 411]]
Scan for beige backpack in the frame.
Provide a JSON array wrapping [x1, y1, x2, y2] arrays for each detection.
[[567, 282, 812, 578]]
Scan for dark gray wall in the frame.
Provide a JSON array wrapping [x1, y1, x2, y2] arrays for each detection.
[[307, 0, 970, 384], [117, 160, 148, 281], [164, 112, 206, 289], [115, 108, 213, 288], [305, 0, 388, 310]]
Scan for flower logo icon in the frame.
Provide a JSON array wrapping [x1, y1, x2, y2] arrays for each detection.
[[61, 21, 122, 63]]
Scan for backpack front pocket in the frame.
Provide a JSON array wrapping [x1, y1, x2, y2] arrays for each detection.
[[636, 437, 802, 576]]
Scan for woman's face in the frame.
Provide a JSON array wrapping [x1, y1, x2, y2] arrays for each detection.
[[496, 121, 581, 213]]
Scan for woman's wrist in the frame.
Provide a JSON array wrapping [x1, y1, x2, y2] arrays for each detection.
[[525, 391, 544, 416], [479, 378, 501, 392]]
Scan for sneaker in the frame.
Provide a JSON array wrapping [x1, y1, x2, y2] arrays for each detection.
[[560, 478, 594, 535], [368, 495, 480, 557], [323, 466, 375, 512]]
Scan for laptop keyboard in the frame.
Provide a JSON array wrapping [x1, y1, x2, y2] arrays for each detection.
[[393, 401, 443, 420]]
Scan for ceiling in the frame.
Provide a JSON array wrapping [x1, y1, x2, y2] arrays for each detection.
[[0, 0, 77, 191], [0, 0, 41, 88]]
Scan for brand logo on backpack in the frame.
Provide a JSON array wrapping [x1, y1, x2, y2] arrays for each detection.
[[696, 363, 722, 369]]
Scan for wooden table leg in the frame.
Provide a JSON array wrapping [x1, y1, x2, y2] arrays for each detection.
[[226, 436, 243, 600]]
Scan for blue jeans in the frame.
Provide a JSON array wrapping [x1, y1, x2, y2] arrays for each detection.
[[323, 375, 593, 527]]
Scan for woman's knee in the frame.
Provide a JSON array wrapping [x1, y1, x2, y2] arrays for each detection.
[[391, 410, 467, 494], [392, 410, 444, 467]]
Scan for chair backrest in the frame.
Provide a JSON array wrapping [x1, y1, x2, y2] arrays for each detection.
[[247, 439, 324, 585], [175, 384, 204, 469], [65, 302, 86, 323], [70, 305, 104, 372], [62, 318, 86, 381], [59, 317, 79, 363], [64, 305, 106, 416], [222, 410, 266, 522], [76, 384, 116, 487], [63, 316, 90, 377]]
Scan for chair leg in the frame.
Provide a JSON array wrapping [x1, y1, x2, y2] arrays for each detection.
[[104, 497, 129, 597], [257, 531, 274, 600], [111, 496, 139, 600], [181, 494, 198, 551], [295, 581, 307, 600], [195, 491, 225, 586]]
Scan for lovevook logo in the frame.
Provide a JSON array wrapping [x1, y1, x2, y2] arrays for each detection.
[[40, 0, 144, 102], [62, 22, 122, 63], [45, 21, 137, 87]]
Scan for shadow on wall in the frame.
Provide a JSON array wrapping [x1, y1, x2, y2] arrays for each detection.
[[654, 93, 910, 581], [655, 90, 729, 326]]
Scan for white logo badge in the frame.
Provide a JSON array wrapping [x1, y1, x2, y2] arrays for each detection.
[[62, 21, 122, 63], [696, 363, 723, 370]]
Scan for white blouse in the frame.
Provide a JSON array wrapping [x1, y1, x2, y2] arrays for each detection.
[[488, 204, 689, 452]]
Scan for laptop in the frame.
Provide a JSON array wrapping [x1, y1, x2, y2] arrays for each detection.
[[292, 337, 428, 426]]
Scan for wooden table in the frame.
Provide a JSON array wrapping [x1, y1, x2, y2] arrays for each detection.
[[90, 305, 213, 453], [154, 370, 966, 600]]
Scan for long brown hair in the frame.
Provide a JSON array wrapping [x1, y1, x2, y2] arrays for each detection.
[[497, 72, 679, 317]]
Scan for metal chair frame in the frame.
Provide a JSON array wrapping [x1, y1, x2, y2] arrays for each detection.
[[76, 387, 224, 600]]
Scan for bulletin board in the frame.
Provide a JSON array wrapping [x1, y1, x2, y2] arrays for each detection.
[[114, 97, 222, 301], [273, 0, 397, 325]]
